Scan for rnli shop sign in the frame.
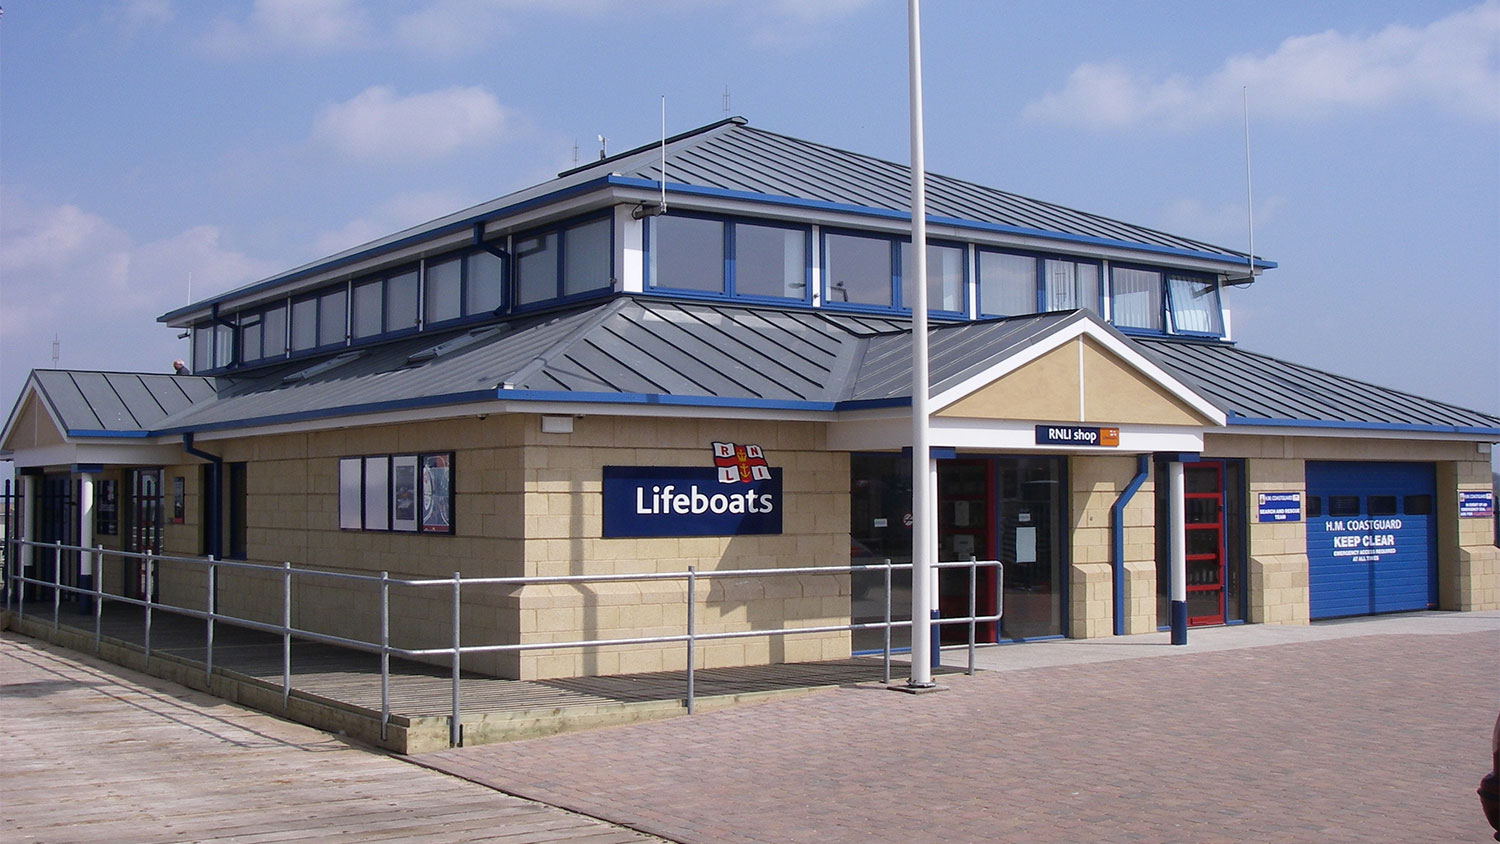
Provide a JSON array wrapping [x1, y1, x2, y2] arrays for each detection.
[[1035, 425, 1119, 447], [602, 443, 783, 538]]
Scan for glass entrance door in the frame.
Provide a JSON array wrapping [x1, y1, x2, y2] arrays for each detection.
[[124, 469, 162, 601], [1183, 463, 1225, 625]]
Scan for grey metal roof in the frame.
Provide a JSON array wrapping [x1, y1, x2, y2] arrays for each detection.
[[25, 371, 218, 435], [617, 122, 1259, 263], [162, 117, 1266, 324], [20, 298, 1499, 440], [1137, 337, 1500, 432]]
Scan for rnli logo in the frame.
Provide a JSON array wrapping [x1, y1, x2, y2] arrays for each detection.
[[712, 442, 772, 484]]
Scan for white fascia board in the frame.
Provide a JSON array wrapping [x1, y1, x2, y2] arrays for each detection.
[[189, 397, 830, 443], [929, 319, 1228, 426], [828, 413, 1204, 454], [5, 441, 188, 471], [1209, 424, 1500, 444]]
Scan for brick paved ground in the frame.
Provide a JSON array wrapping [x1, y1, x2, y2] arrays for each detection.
[[0, 633, 666, 844], [418, 626, 1500, 844]]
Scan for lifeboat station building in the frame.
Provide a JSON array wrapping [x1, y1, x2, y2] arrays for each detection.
[[4, 117, 1498, 681]]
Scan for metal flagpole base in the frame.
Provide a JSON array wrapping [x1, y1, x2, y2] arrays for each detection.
[[1170, 600, 1188, 645]]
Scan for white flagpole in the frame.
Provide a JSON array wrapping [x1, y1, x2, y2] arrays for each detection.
[[906, 0, 935, 689]]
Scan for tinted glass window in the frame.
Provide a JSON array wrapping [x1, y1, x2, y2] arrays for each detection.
[[1111, 267, 1163, 330], [318, 288, 346, 347], [1045, 259, 1099, 312], [1306, 496, 1322, 518], [1368, 495, 1397, 517], [386, 270, 419, 332], [464, 252, 502, 315], [240, 314, 262, 362], [824, 232, 892, 306], [901, 241, 965, 313], [515, 232, 557, 305], [1403, 494, 1432, 515], [562, 218, 611, 296], [352, 279, 383, 339], [291, 297, 317, 351], [1168, 275, 1224, 334], [978, 251, 1036, 316], [425, 256, 463, 324], [1328, 495, 1361, 517], [652, 215, 723, 292], [734, 222, 804, 299], [262, 305, 286, 357]]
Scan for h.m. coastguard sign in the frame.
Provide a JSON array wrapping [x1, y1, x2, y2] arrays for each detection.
[[602, 442, 783, 538]]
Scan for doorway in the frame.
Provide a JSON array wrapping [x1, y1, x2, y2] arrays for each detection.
[[123, 468, 162, 601]]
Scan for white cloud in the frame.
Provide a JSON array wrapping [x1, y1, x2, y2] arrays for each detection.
[[197, 0, 373, 55], [122, 0, 174, 27], [1023, 0, 1500, 128], [312, 85, 510, 163], [0, 193, 276, 393], [311, 190, 477, 257]]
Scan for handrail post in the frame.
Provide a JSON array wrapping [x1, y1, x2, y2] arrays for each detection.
[[882, 559, 892, 685], [450, 571, 462, 748], [380, 571, 390, 743], [206, 557, 217, 683], [16, 540, 24, 622], [93, 546, 104, 654], [52, 540, 62, 631], [968, 556, 977, 676], [282, 561, 291, 712], [686, 566, 696, 714], [144, 553, 155, 660]]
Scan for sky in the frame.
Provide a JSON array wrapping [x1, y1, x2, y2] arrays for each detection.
[[1, 0, 1497, 446]]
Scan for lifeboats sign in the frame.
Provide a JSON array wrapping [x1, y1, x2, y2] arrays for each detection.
[[1035, 425, 1119, 447], [602, 443, 783, 538]]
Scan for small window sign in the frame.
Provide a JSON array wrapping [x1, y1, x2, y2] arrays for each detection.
[[1257, 492, 1302, 522], [1459, 491, 1495, 518]]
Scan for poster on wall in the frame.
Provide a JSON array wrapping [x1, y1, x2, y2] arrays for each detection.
[[1459, 490, 1495, 518], [391, 455, 419, 532], [420, 453, 453, 534], [172, 476, 185, 524], [96, 479, 119, 535]]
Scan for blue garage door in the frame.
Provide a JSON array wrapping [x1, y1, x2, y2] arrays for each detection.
[[1305, 461, 1436, 619]]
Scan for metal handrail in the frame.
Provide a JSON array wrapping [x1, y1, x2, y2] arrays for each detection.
[[2, 536, 1003, 747]]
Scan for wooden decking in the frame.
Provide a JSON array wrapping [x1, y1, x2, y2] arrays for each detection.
[[2, 599, 917, 753]]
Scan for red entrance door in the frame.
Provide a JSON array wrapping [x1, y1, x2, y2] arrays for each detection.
[[1183, 463, 1225, 625], [124, 469, 162, 601], [937, 461, 997, 643]]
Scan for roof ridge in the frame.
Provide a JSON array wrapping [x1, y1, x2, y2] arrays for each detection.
[[554, 116, 748, 179]]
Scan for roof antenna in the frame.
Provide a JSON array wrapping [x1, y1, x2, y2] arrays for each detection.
[[632, 97, 669, 219], [572, 138, 579, 166], [597, 134, 607, 160], [51, 333, 59, 368], [1242, 86, 1257, 281], [722, 85, 730, 117]]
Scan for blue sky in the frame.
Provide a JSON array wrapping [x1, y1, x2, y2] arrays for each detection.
[[1, 0, 1497, 433]]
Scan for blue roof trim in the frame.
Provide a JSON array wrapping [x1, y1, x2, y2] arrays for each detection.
[[607, 176, 1277, 271], [66, 429, 153, 439], [152, 389, 502, 435], [157, 176, 620, 324], [495, 388, 839, 412], [1226, 414, 1500, 437]]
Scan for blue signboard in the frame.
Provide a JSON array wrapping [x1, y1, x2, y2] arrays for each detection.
[[1256, 492, 1303, 522], [1034, 425, 1119, 447], [602, 466, 783, 538], [1459, 490, 1495, 518]]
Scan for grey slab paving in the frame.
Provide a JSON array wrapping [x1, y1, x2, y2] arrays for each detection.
[[0, 633, 667, 844], [416, 612, 1500, 844]]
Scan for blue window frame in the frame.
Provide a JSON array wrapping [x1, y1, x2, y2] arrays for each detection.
[[1109, 266, 1164, 333], [514, 214, 613, 309], [236, 302, 288, 366], [647, 212, 811, 303], [351, 264, 421, 343], [426, 248, 504, 327], [288, 284, 348, 355], [977, 247, 1101, 318], [1166, 273, 1224, 336], [822, 228, 965, 316]]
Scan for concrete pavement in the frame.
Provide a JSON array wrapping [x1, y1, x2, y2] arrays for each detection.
[[417, 611, 1500, 844]]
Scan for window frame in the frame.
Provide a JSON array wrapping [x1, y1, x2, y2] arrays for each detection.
[[350, 263, 423, 345], [512, 212, 615, 312], [1164, 272, 1226, 338], [338, 451, 455, 535], [1108, 264, 1166, 334], [646, 210, 813, 305], [820, 227, 967, 317]]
